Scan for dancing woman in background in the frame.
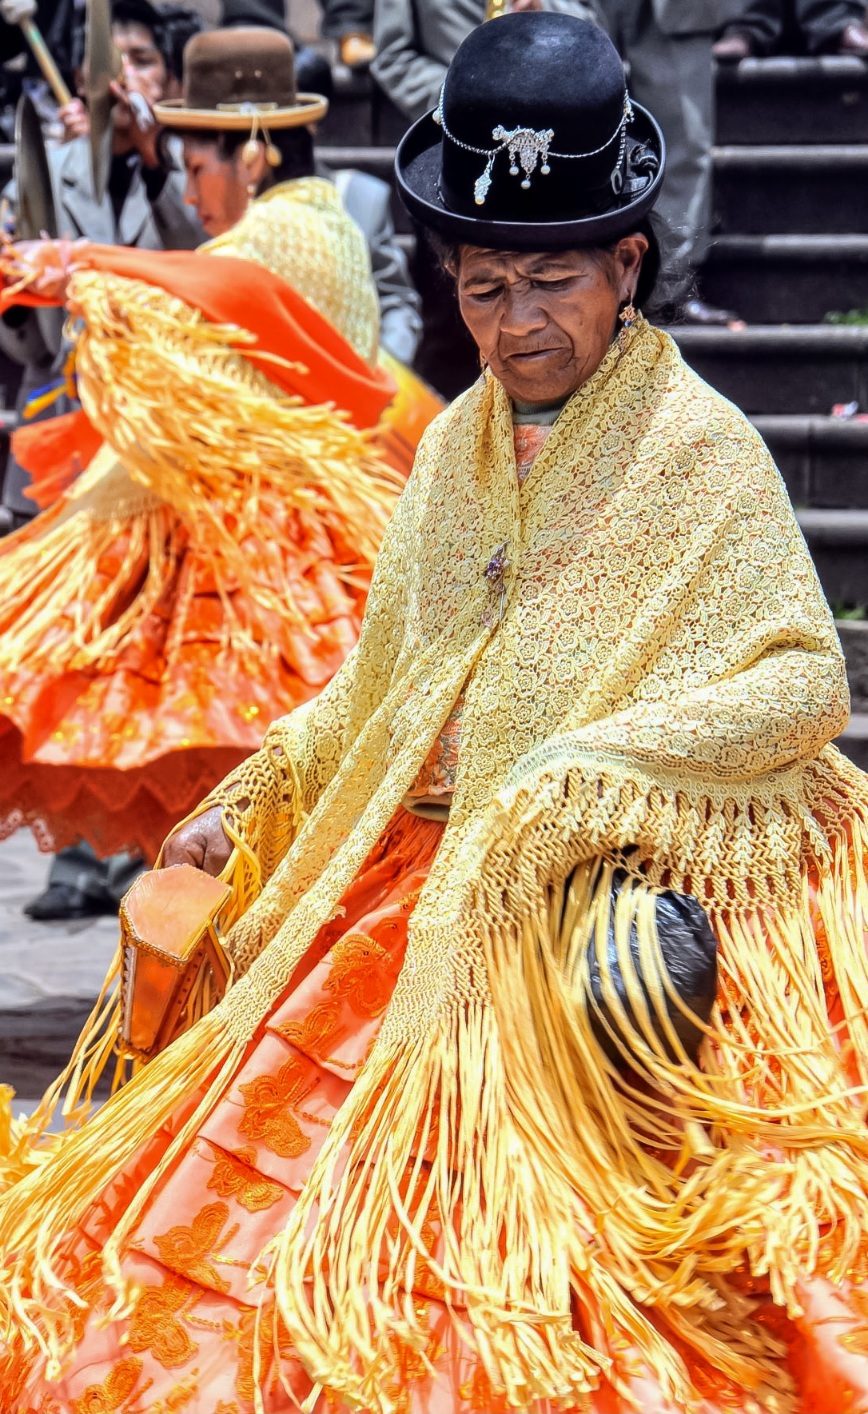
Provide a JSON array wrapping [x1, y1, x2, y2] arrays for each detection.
[[0, 28, 420, 863], [4, 15, 868, 1413]]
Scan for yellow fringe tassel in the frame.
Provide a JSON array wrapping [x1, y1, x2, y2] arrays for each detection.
[[468, 872, 868, 1402], [0, 497, 183, 673], [257, 777, 868, 1409], [4, 759, 868, 1410], [71, 271, 403, 581], [0, 270, 405, 677], [263, 996, 791, 1413], [0, 1007, 240, 1379]]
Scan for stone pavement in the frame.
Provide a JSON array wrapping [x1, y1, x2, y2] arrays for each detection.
[[0, 832, 117, 1103]]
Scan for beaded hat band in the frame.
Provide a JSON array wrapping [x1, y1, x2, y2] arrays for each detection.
[[432, 88, 634, 206]]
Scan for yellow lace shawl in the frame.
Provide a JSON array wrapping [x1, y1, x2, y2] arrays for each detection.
[[205, 177, 379, 363], [6, 318, 868, 1411]]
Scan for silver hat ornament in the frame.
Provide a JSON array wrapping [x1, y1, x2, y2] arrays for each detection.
[[433, 87, 634, 206]]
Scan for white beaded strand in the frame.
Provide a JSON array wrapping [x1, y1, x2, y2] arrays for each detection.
[[432, 90, 634, 206]]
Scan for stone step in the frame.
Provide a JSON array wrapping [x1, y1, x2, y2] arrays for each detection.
[[319, 77, 409, 149], [319, 140, 868, 244], [797, 509, 868, 605], [837, 711, 868, 771], [713, 144, 868, 235], [702, 236, 868, 324], [317, 144, 395, 179], [670, 324, 868, 415], [752, 414, 868, 508], [837, 621, 868, 713], [323, 56, 868, 148], [321, 56, 868, 150], [317, 152, 868, 308], [0, 832, 117, 1099], [716, 56, 868, 145], [0, 1001, 107, 1098]]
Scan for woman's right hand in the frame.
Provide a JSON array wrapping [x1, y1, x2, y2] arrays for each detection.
[[161, 807, 233, 876], [0, 237, 78, 303]]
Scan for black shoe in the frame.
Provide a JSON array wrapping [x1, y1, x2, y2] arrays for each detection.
[[23, 882, 119, 921]]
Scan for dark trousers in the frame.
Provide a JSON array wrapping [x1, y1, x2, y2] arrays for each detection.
[[48, 842, 144, 903], [601, 0, 714, 294], [320, 0, 374, 38], [732, 0, 864, 51]]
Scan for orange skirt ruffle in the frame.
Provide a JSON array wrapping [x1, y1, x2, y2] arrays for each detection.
[[6, 810, 868, 1414], [0, 496, 366, 862]]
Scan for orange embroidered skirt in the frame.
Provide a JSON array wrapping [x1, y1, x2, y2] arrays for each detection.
[[7, 810, 868, 1414], [0, 498, 365, 863]]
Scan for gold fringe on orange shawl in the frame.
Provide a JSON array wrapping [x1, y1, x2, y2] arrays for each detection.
[[0, 270, 404, 678], [3, 320, 868, 1413]]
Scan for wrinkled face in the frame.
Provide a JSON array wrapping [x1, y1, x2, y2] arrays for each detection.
[[112, 20, 169, 126], [181, 139, 253, 237], [455, 240, 647, 405]]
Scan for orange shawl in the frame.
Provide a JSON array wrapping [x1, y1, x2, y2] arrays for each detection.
[[3, 244, 397, 503]]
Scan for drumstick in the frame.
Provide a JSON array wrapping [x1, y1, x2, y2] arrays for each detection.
[[18, 18, 73, 106]]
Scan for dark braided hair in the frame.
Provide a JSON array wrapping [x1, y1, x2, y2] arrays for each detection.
[[171, 126, 317, 192]]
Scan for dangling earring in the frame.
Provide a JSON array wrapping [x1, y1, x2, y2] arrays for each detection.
[[242, 129, 262, 205], [618, 300, 637, 354]]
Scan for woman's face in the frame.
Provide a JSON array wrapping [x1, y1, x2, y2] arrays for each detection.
[[182, 139, 267, 238], [455, 237, 648, 405]]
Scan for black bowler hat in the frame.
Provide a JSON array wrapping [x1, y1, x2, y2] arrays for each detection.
[[396, 13, 665, 249]]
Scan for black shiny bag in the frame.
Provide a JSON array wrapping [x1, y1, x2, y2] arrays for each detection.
[[581, 869, 718, 1065]]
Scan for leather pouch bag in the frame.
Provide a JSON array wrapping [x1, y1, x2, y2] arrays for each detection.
[[585, 870, 718, 1065], [118, 862, 234, 1061]]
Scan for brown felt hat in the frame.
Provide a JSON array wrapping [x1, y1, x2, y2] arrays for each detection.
[[153, 27, 327, 130]]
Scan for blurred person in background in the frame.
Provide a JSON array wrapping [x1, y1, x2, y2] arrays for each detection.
[[372, 0, 602, 128], [715, 0, 868, 58], [329, 160, 421, 363], [219, 0, 336, 91], [49, 0, 204, 245], [600, 0, 745, 324], [0, 30, 429, 908], [0, 1, 203, 919], [0, 0, 77, 113], [221, 0, 422, 375], [321, 0, 376, 72]]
